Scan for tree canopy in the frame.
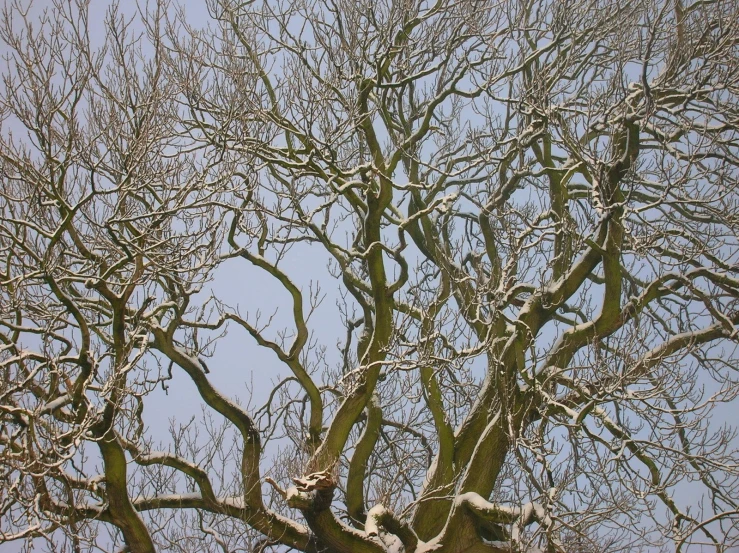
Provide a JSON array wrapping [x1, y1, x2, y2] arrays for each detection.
[[1, 0, 739, 551]]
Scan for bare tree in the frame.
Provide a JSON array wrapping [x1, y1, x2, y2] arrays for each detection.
[[2, 0, 739, 552]]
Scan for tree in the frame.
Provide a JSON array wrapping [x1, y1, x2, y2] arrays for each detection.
[[1, 0, 739, 551]]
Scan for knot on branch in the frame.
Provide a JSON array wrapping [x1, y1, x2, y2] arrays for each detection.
[[285, 469, 336, 512], [292, 469, 335, 492]]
